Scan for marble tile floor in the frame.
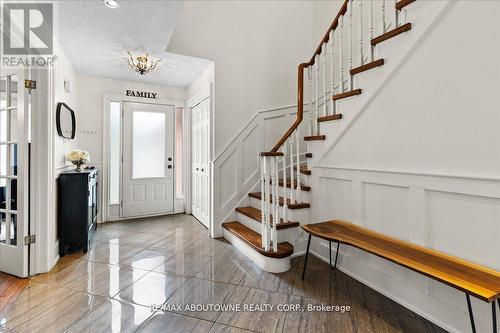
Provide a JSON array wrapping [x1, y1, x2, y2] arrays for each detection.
[[0, 214, 447, 333]]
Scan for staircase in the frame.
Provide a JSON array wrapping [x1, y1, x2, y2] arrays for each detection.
[[222, 0, 418, 273]]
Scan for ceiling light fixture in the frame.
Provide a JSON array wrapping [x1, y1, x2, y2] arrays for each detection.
[[104, 0, 120, 9], [126, 52, 161, 75]]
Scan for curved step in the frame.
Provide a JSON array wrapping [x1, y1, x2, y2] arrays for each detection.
[[248, 192, 310, 209], [222, 221, 293, 259], [235, 206, 300, 230]]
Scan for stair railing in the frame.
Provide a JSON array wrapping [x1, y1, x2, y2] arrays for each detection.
[[259, 0, 406, 252]]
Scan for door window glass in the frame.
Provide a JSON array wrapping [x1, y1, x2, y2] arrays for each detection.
[[132, 111, 166, 179]]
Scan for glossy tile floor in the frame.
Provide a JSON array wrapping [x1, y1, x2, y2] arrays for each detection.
[[0, 214, 446, 333]]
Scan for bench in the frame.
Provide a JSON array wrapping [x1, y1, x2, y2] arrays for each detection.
[[301, 220, 500, 333]]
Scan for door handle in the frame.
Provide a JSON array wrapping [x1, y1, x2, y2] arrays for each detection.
[[168, 157, 172, 161], [196, 168, 199, 171]]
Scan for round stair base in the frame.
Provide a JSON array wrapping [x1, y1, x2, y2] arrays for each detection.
[[223, 230, 291, 273]]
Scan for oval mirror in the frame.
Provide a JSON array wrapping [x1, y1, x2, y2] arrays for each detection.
[[56, 102, 76, 139]]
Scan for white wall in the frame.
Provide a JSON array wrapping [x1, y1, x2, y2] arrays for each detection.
[[167, 0, 315, 157], [53, 42, 79, 169], [311, 2, 500, 332], [312, 0, 343, 44], [76, 75, 186, 166]]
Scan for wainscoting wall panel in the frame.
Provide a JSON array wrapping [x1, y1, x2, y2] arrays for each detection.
[[212, 105, 309, 237], [311, 166, 500, 332]]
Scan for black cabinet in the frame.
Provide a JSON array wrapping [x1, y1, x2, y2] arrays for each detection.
[[58, 169, 98, 256]]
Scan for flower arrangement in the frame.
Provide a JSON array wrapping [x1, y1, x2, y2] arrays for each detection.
[[67, 149, 90, 172]]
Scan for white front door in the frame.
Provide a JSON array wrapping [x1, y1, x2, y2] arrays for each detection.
[[191, 98, 209, 228], [0, 69, 30, 277], [122, 102, 174, 217]]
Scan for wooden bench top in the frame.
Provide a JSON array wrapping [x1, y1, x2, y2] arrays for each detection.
[[302, 220, 500, 302]]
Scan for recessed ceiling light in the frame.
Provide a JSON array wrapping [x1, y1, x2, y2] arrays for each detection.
[[104, 0, 120, 9]]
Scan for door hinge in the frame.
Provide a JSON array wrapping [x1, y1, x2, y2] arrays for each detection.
[[24, 234, 36, 245], [24, 80, 36, 90]]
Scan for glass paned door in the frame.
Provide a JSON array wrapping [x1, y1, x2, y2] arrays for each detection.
[[0, 69, 29, 277]]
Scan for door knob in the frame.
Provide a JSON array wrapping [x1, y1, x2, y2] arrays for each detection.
[[168, 157, 172, 161], [201, 168, 204, 172], [168, 165, 172, 169], [196, 168, 199, 171]]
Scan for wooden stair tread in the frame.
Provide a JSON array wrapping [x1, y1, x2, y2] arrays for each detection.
[[332, 89, 362, 101], [350, 59, 384, 75], [293, 164, 311, 175], [235, 206, 300, 230], [222, 222, 294, 259], [317, 114, 343, 123], [304, 135, 326, 141], [302, 220, 500, 302], [278, 178, 310, 191], [248, 192, 310, 209], [371, 23, 412, 46], [396, 0, 416, 10]]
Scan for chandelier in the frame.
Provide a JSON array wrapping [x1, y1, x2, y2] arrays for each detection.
[[126, 52, 160, 75]]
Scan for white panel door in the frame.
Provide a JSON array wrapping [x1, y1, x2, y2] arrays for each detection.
[[191, 98, 209, 228], [122, 102, 174, 217], [0, 69, 29, 277]]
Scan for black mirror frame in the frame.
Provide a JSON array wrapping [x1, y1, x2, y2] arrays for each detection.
[[56, 102, 76, 139]]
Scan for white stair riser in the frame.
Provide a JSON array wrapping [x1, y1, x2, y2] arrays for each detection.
[[236, 211, 301, 243], [249, 197, 310, 222]]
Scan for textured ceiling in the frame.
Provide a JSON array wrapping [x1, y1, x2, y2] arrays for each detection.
[[58, 0, 211, 87]]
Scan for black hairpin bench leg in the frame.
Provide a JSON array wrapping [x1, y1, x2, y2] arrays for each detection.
[[466, 294, 498, 333], [329, 241, 340, 270], [493, 301, 497, 333], [302, 234, 311, 281], [466, 294, 476, 333]]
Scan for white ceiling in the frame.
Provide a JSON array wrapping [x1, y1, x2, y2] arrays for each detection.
[[58, 0, 212, 87]]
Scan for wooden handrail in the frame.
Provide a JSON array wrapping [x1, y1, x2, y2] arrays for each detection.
[[268, 0, 350, 153]]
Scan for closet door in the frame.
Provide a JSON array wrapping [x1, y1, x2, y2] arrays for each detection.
[[191, 98, 209, 228]]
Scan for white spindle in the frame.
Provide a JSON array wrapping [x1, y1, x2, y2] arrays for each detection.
[[348, 0, 353, 90], [369, 0, 374, 62], [282, 145, 288, 223], [308, 67, 313, 136], [272, 156, 279, 252], [359, 0, 364, 65], [339, 15, 344, 93], [288, 139, 295, 204], [295, 130, 302, 203], [270, 157, 277, 251], [381, 0, 387, 33], [322, 43, 327, 116], [394, 0, 399, 28], [262, 156, 270, 251], [314, 55, 320, 134], [329, 30, 335, 115], [260, 156, 265, 242]]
